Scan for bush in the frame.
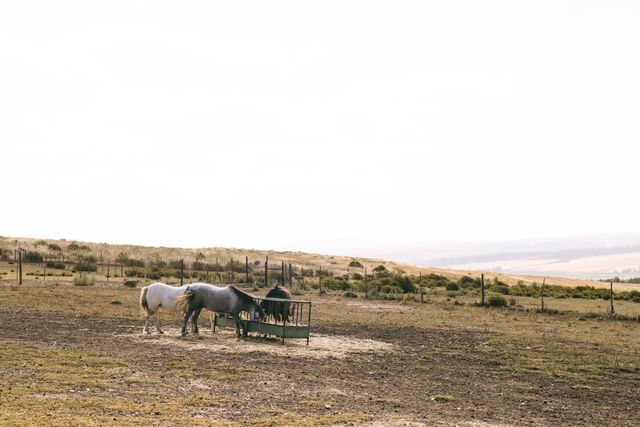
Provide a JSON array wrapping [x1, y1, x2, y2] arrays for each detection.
[[380, 285, 403, 294], [397, 276, 416, 293], [343, 291, 358, 298], [73, 274, 95, 286], [125, 269, 145, 278], [46, 261, 65, 269], [24, 251, 44, 263], [320, 277, 350, 291], [446, 282, 460, 291], [487, 295, 507, 307], [490, 284, 510, 295], [74, 262, 97, 272], [349, 260, 363, 268]]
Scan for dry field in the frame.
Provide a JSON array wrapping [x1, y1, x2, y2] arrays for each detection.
[[0, 276, 639, 426]]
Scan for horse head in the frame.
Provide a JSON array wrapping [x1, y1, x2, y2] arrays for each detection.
[[251, 299, 265, 322]]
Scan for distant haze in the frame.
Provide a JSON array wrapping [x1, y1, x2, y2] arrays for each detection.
[[2, 2, 640, 273]]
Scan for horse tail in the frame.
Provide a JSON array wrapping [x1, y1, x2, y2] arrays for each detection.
[[175, 287, 193, 313], [140, 286, 151, 316]]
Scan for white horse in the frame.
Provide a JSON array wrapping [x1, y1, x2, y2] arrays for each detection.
[[139, 282, 187, 334]]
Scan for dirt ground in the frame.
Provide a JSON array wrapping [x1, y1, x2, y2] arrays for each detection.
[[0, 281, 639, 426]]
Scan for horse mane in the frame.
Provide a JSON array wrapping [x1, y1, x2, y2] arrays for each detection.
[[229, 285, 257, 305]]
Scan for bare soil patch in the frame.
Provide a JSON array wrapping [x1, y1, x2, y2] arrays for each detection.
[[131, 329, 394, 359]]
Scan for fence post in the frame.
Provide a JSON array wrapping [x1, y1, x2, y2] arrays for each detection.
[[481, 273, 485, 305], [264, 256, 268, 287], [230, 258, 234, 282], [364, 267, 367, 298], [245, 256, 249, 283], [610, 281, 615, 317], [20, 249, 24, 285], [289, 263, 292, 285], [18, 249, 23, 285], [180, 259, 184, 286], [281, 261, 285, 286], [540, 278, 545, 311]]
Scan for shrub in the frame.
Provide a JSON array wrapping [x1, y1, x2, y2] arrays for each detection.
[[373, 265, 389, 277], [343, 291, 358, 298], [397, 276, 416, 293], [74, 262, 97, 272], [73, 274, 95, 286], [352, 272, 363, 280], [490, 284, 510, 295], [349, 260, 363, 268], [380, 285, 403, 294], [509, 297, 517, 306], [46, 261, 65, 269], [24, 251, 44, 263], [446, 282, 459, 291], [487, 295, 507, 307], [125, 269, 145, 278], [459, 275, 477, 286], [321, 277, 351, 291]]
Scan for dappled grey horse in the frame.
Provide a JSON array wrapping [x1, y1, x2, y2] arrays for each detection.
[[177, 283, 263, 337]]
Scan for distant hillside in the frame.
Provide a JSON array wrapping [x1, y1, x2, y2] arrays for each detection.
[[430, 245, 640, 280], [1, 235, 638, 291]]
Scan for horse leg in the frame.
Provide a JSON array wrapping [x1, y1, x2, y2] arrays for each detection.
[[181, 307, 194, 337], [210, 312, 215, 334], [143, 313, 151, 334], [234, 316, 242, 338], [155, 310, 164, 334], [191, 307, 203, 336]]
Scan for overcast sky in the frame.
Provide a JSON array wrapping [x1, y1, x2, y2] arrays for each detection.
[[2, 1, 640, 257]]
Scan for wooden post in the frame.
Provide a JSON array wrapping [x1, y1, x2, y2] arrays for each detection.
[[481, 273, 485, 306], [230, 258, 234, 282], [419, 271, 423, 303], [610, 281, 615, 317], [540, 278, 545, 311], [281, 261, 285, 286], [107, 261, 110, 278], [43, 260, 46, 281], [264, 256, 268, 287], [289, 263, 292, 285], [18, 249, 23, 285], [364, 267, 367, 298], [180, 259, 184, 286], [319, 267, 322, 294], [245, 256, 249, 283]]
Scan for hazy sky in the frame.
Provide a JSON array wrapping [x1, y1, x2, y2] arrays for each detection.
[[2, 1, 640, 257]]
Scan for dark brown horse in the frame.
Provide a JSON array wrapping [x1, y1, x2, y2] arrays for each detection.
[[261, 285, 293, 323]]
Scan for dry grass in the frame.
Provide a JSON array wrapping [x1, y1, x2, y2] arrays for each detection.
[[0, 281, 639, 426]]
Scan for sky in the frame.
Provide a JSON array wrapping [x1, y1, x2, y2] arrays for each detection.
[[2, 1, 640, 259]]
